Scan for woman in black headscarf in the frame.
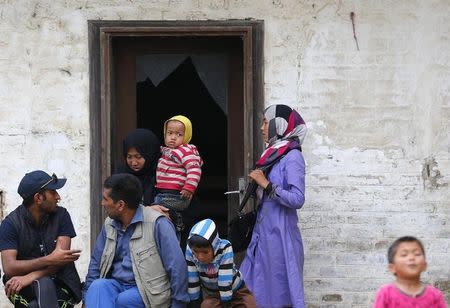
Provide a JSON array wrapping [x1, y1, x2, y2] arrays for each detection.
[[116, 128, 161, 205]]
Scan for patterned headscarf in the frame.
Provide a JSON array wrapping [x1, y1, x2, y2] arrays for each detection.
[[256, 104, 307, 167]]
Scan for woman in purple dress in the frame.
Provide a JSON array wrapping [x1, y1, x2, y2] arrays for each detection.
[[240, 104, 307, 308]]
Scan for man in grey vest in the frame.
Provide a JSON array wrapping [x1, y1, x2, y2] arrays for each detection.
[[0, 170, 83, 308], [83, 173, 189, 307]]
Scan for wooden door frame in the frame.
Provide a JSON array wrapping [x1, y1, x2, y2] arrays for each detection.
[[88, 20, 264, 249]]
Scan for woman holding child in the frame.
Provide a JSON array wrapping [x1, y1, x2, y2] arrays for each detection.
[[240, 104, 307, 308], [117, 128, 161, 205]]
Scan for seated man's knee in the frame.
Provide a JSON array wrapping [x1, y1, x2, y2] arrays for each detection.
[[115, 287, 144, 308], [27, 299, 39, 308], [33, 276, 55, 290], [88, 278, 111, 291], [35, 276, 53, 284], [115, 293, 128, 307]]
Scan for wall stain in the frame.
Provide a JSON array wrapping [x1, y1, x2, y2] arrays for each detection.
[[59, 68, 72, 76], [421, 157, 448, 190], [322, 294, 342, 302]]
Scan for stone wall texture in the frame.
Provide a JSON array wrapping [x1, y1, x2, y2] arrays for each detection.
[[0, 0, 449, 307]]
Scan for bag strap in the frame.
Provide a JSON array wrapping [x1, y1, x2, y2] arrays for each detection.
[[237, 154, 286, 213], [237, 182, 257, 212]]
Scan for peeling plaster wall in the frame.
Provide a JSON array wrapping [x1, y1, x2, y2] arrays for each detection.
[[0, 1, 449, 307]]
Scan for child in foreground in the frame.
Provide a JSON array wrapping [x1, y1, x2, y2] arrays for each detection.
[[186, 219, 256, 307], [373, 236, 447, 308]]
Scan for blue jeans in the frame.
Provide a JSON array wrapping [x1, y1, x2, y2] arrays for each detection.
[[154, 192, 190, 239], [154, 192, 190, 211], [85, 279, 144, 308]]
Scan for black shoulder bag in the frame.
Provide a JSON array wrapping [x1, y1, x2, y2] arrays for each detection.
[[227, 181, 258, 252], [227, 155, 285, 252]]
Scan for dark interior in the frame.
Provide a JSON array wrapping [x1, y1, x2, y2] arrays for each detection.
[[136, 56, 228, 246]]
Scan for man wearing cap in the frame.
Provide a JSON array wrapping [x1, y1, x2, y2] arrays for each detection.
[[0, 170, 82, 308]]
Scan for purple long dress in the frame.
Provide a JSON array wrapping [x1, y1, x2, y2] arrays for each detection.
[[240, 149, 306, 308]]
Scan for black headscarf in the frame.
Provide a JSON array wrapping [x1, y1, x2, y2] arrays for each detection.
[[117, 128, 160, 205]]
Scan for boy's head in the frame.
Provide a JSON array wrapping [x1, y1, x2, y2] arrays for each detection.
[[188, 235, 214, 263], [164, 115, 192, 149], [387, 236, 427, 279], [187, 218, 220, 264]]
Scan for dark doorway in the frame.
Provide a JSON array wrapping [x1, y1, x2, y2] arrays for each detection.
[[113, 36, 243, 245], [89, 21, 264, 250], [135, 55, 229, 243]]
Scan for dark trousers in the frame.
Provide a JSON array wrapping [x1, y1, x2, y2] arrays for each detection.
[[5, 276, 75, 308], [154, 191, 190, 241], [201, 285, 256, 308]]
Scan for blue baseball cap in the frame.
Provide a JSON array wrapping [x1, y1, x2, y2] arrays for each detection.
[[17, 170, 67, 199]]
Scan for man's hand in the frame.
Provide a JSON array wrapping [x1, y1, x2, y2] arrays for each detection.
[[4, 275, 34, 297], [148, 205, 170, 219], [46, 247, 81, 266], [180, 189, 193, 200]]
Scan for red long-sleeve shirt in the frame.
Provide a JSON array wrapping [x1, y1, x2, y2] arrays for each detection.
[[156, 144, 203, 193]]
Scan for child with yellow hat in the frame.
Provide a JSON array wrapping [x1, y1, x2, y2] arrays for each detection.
[[154, 115, 203, 238]]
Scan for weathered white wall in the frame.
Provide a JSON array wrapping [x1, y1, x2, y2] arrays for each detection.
[[0, 0, 449, 307]]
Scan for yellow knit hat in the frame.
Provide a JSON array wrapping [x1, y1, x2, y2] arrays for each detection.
[[164, 115, 192, 144]]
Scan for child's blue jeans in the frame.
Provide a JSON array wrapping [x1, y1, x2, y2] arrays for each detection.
[[154, 192, 191, 240]]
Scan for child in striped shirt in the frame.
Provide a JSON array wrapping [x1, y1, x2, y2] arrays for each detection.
[[186, 219, 256, 308], [155, 115, 203, 235]]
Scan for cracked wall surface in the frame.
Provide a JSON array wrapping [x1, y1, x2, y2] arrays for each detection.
[[0, 0, 449, 307]]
